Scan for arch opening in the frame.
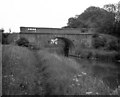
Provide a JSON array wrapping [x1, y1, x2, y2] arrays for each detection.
[[51, 37, 75, 57]]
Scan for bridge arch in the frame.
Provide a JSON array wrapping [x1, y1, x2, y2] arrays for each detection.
[[51, 37, 75, 56]]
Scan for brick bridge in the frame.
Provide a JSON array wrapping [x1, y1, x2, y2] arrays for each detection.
[[9, 27, 94, 55]]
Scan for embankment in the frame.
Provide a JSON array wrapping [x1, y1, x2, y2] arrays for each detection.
[[2, 45, 115, 95]]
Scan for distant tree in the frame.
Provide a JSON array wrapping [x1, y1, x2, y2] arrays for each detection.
[[66, 17, 88, 28], [103, 4, 117, 13], [103, 1, 120, 21], [103, 1, 120, 37], [64, 6, 115, 34]]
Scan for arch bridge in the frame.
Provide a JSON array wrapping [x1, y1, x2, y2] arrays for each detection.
[[13, 27, 94, 55]]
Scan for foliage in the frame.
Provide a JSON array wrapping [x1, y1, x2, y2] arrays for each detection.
[[64, 6, 115, 34], [2, 33, 10, 44], [113, 21, 120, 37], [92, 34, 106, 49], [16, 37, 30, 47], [103, 1, 120, 21], [64, 1, 120, 37], [106, 39, 120, 51], [66, 17, 88, 28], [15, 37, 40, 50], [103, 4, 117, 13], [75, 48, 119, 61], [92, 34, 120, 51], [103, 1, 120, 37]]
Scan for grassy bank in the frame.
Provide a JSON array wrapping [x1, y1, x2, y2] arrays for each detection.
[[2, 45, 120, 95], [2, 45, 40, 95]]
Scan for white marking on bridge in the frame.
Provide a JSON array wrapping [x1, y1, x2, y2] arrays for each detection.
[[50, 38, 58, 44]]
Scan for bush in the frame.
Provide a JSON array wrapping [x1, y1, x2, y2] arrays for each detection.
[[16, 37, 30, 47], [92, 34, 106, 49], [16, 37, 41, 50], [92, 34, 120, 51], [2, 33, 10, 44], [106, 38, 120, 51]]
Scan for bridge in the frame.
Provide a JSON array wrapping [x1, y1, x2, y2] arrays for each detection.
[[9, 27, 95, 55]]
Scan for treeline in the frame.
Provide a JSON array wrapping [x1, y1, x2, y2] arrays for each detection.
[[63, 1, 120, 37]]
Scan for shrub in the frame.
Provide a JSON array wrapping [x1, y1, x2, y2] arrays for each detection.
[[92, 34, 106, 49], [16, 37, 41, 50], [16, 37, 30, 47], [2, 33, 10, 44], [92, 34, 120, 51], [106, 38, 120, 51]]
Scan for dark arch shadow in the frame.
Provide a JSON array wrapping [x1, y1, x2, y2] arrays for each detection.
[[53, 37, 75, 57]]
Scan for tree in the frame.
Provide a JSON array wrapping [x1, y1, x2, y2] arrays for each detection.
[[103, 4, 116, 13], [65, 17, 88, 28], [103, 1, 120, 37], [64, 6, 115, 34], [103, 1, 120, 21]]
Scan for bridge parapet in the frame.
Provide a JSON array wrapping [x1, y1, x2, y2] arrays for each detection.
[[20, 27, 94, 34]]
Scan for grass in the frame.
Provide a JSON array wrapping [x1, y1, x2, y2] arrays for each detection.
[[75, 48, 119, 62], [2, 44, 119, 95], [2, 45, 41, 95]]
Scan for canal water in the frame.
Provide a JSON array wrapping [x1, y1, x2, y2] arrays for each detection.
[[73, 58, 120, 90]]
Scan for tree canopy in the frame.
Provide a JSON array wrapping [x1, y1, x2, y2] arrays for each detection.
[[64, 1, 120, 37]]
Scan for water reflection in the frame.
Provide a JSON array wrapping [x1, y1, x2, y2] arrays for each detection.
[[74, 58, 120, 90]]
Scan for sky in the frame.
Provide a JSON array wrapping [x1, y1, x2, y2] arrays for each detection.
[[0, 0, 120, 32]]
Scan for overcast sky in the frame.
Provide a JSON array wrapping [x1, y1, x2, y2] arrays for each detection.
[[0, 0, 119, 32]]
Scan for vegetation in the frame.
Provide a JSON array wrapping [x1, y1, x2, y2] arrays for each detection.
[[16, 37, 40, 50], [2, 33, 10, 44], [92, 34, 120, 51], [16, 37, 30, 47], [63, 1, 120, 37], [2, 45, 119, 95], [75, 48, 119, 61], [2, 1, 120, 96], [2, 45, 40, 95]]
